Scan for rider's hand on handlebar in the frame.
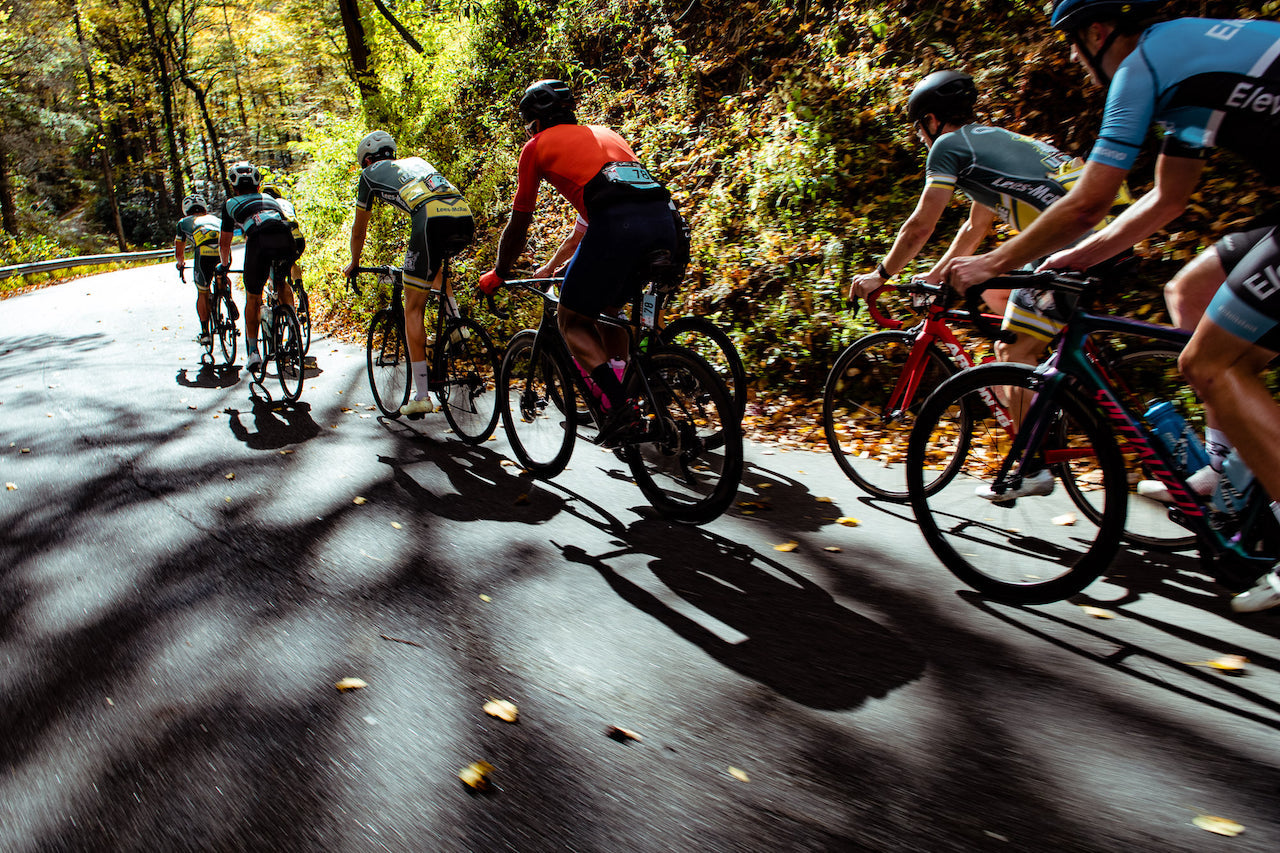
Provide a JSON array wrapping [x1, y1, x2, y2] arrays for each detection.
[[941, 253, 1003, 294], [478, 270, 505, 295], [848, 271, 887, 301], [175, 262, 185, 281]]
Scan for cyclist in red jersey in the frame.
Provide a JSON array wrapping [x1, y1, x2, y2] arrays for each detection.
[[480, 80, 682, 441]]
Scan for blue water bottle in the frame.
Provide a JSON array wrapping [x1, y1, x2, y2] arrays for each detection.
[[1144, 401, 1209, 475], [1212, 449, 1255, 516]]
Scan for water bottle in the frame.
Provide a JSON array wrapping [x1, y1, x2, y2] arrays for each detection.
[[1212, 449, 1255, 516], [1144, 401, 1209, 475]]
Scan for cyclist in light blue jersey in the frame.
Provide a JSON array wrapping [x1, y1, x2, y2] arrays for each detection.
[[942, 0, 1280, 611]]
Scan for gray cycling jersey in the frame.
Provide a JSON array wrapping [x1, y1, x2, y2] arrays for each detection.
[[355, 157, 463, 215]]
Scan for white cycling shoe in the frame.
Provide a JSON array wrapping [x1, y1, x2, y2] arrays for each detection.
[[245, 351, 263, 372], [1231, 569, 1280, 613], [400, 397, 438, 416], [975, 468, 1055, 502], [1136, 465, 1219, 504]]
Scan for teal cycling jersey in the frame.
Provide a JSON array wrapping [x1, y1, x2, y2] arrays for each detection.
[[925, 125, 1082, 231], [355, 157, 464, 215], [1093, 17, 1280, 180], [220, 193, 286, 235]]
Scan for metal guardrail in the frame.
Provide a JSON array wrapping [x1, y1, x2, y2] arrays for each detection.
[[0, 248, 171, 281]]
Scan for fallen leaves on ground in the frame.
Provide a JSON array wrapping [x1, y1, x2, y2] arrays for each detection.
[[225, 472, 235, 480], [352, 496, 367, 505], [1185, 654, 1249, 674], [774, 541, 798, 552], [334, 677, 368, 692], [606, 726, 642, 742], [1051, 513, 1076, 526], [1080, 606, 1114, 619], [836, 517, 861, 527], [728, 767, 750, 782], [5, 483, 15, 491], [484, 699, 519, 723]]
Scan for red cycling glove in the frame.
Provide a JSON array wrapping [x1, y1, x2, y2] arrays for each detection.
[[478, 270, 505, 295]]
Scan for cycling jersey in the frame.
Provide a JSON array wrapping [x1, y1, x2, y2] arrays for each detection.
[[222, 193, 295, 295], [1092, 17, 1280, 178], [355, 157, 473, 289], [176, 213, 221, 256], [512, 124, 667, 218], [273, 197, 306, 259], [221, 192, 287, 237], [925, 125, 1082, 231]]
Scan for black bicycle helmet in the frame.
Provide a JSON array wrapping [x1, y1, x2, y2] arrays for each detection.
[[357, 130, 396, 166], [227, 161, 261, 195], [181, 193, 207, 216], [1050, 0, 1162, 32], [906, 71, 978, 125], [519, 79, 576, 126]]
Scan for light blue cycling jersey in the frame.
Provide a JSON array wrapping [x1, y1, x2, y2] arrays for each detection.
[[1092, 17, 1280, 178]]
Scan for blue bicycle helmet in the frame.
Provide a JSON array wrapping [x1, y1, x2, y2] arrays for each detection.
[[1050, 0, 1162, 32]]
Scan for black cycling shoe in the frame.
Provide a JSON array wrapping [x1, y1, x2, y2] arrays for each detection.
[[595, 401, 644, 449]]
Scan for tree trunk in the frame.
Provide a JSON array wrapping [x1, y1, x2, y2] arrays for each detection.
[[137, 0, 184, 206], [0, 142, 17, 235], [73, 2, 128, 250], [336, 0, 379, 98], [369, 0, 423, 53]]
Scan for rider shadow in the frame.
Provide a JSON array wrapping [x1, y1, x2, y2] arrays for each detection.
[[960, 591, 1280, 730], [223, 396, 321, 450], [725, 460, 848, 532], [559, 519, 926, 711], [175, 364, 241, 389]]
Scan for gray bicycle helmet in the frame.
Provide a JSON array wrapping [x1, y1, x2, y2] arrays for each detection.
[[357, 130, 396, 167], [181, 193, 208, 216], [907, 71, 977, 125], [519, 79, 576, 126], [227, 161, 261, 195]]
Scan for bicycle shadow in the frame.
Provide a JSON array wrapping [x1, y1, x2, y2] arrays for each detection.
[[558, 519, 926, 711], [961, 591, 1280, 730], [175, 364, 241, 389], [223, 396, 322, 450], [723, 459, 848, 532]]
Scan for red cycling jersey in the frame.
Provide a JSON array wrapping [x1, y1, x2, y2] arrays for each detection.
[[511, 124, 639, 219]]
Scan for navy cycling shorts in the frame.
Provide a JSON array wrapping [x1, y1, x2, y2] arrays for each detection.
[[1206, 222, 1280, 353], [242, 221, 297, 296], [559, 199, 678, 317]]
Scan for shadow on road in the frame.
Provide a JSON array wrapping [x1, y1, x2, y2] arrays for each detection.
[[224, 397, 322, 449], [176, 363, 241, 389]]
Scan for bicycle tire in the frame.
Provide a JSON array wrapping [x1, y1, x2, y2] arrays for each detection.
[[295, 282, 312, 356], [907, 363, 1128, 604], [250, 312, 271, 386], [626, 346, 744, 524], [366, 309, 410, 417], [274, 304, 305, 402], [499, 330, 576, 476], [1065, 344, 1198, 552], [217, 290, 238, 366], [439, 318, 501, 444], [659, 316, 748, 422], [822, 330, 962, 501]]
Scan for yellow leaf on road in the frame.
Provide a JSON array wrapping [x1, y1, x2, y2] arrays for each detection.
[[824, 546, 842, 552], [225, 472, 235, 480], [774, 541, 798, 552], [459, 761, 495, 791], [484, 699, 519, 723], [728, 767, 750, 782], [334, 677, 368, 692], [1080, 606, 1114, 619], [353, 496, 367, 505], [606, 725, 642, 742], [1192, 814, 1244, 836], [5, 483, 15, 491], [391, 522, 402, 529], [815, 496, 833, 503], [836, 517, 861, 527], [1051, 513, 1076, 526]]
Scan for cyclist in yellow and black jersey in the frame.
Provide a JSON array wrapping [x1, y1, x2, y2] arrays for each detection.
[[174, 193, 222, 347]]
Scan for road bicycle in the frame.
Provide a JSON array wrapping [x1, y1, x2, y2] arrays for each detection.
[[347, 263, 501, 444], [247, 261, 305, 402], [265, 256, 311, 356], [196, 266, 239, 368], [905, 271, 1277, 604], [520, 277, 749, 423], [494, 268, 743, 524], [825, 277, 1195, 550]]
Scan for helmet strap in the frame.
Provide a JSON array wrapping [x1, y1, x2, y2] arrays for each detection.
[[1070, 25, 1122, 89]]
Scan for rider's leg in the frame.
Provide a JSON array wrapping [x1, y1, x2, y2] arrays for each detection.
[[558, 305, 628, 409], [244, 292, 263, 353], [196, 290, 210, 329]]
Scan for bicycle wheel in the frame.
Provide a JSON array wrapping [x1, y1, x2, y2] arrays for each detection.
[[499, 330, 576, 476], [250, 314, 270, 386], [659, 316, 748, 422], [907, 363, 1128, 604], [366, 309, 410, 417], [217, 290, 238, 366], [274, 305, 305, 402], [439, 318, 501, 443], [1067, 345, 1198, 551], [822, 330, 961, 501], [295, 282, 312, 355], [627, 347, 744, 524]]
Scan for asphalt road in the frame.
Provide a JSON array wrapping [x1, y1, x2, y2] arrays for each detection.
[[2, 261, 1280, 852]]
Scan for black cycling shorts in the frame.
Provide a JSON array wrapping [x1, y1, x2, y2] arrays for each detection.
[[559, 198, 679, 317], [1207, 222, 1280, 353], [405, 199, 474, 290], [242, 221, 298, 295], [191, 255, 219, 293]]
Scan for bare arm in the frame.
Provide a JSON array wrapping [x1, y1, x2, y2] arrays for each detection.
[[1042, 154, 1205, 270], [218, 230, 233, 266], [924, 203, 996, 283], [493, 210, 535, 276], [343, 207, 371, 277], [174, 238, 185, 266], [535, 226, 584, 278], [848, 185, 951, 298]]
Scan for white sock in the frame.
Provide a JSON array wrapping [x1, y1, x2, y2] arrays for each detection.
[[1271, 501, 1280, 527], [1205, 428, 1232, 471], [412, 360, 430, 399]]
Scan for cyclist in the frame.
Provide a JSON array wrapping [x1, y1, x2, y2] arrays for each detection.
[[218, 161, 297, 373], [851, 70, 1128, 373], [174, 193, 223, 347], [343, 131, 474, 416], [941, 0, 1280, 610], [262, 184, 306, 291], [479, 79, 683, 442]]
